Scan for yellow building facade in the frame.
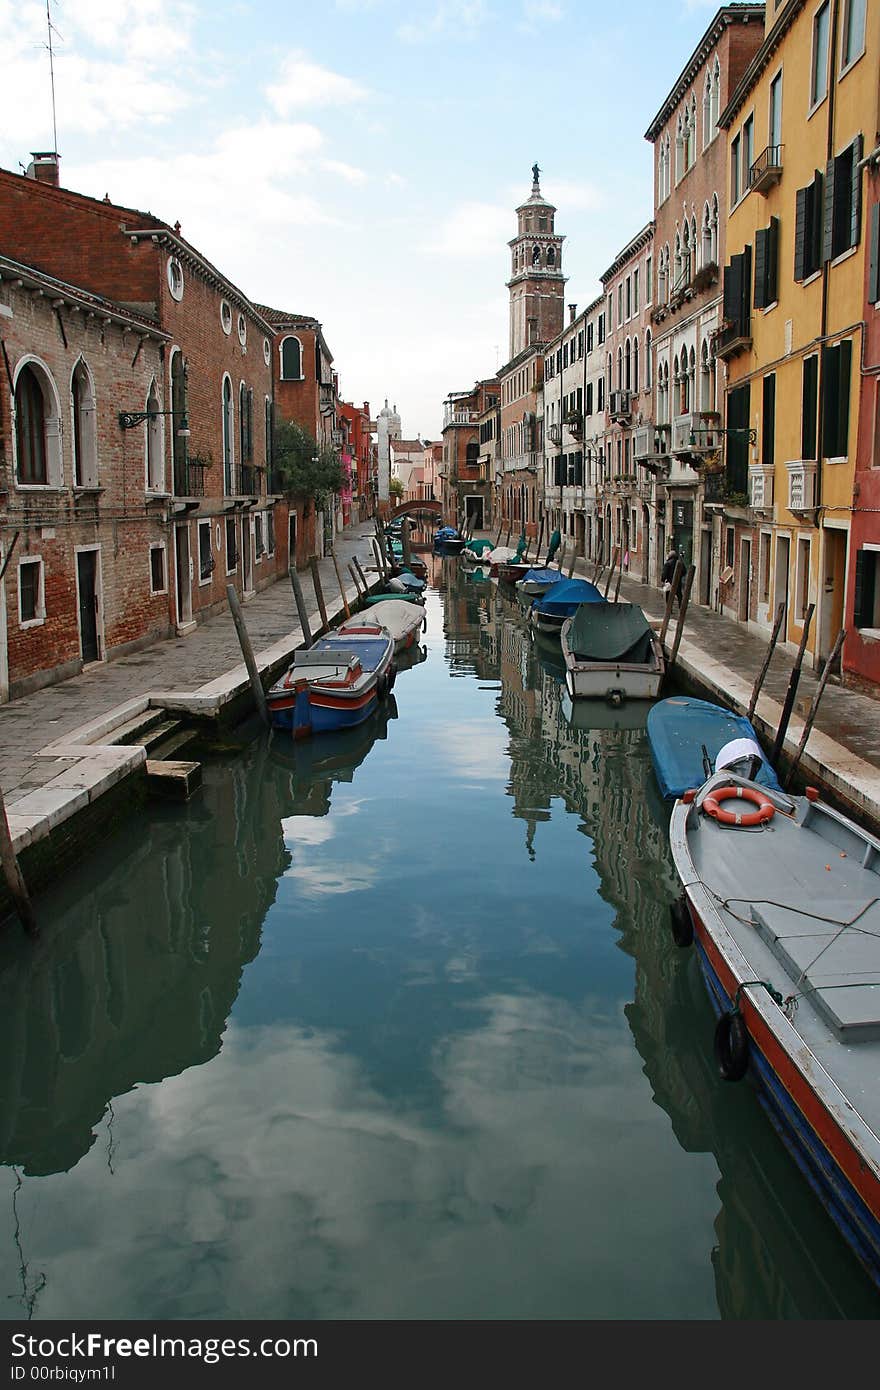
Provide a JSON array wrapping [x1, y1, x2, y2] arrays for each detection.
[[717, 0, 876, 668]]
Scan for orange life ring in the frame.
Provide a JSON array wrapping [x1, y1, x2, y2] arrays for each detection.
[[702, 784, 775, 827]]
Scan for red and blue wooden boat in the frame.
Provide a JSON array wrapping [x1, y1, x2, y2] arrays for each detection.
[[669, 768, 880, 1290], [267, 624, 395, 738]]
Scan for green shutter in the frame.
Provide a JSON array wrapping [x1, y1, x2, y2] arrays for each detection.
[[762, 375, 776, 468], [802, 356, 818, 460], [821, 344, 840, 457], [837, 338, 852, 458], [853, 550, 874, 629], [850, 134, 863, 250], [823, 159, 835, 263], [794, 185, 808, 281], [766, 216, 779, 304], [754, 227, 768, 309]]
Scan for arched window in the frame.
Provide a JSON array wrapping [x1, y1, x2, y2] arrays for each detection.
[[239, 381, 249, 465], [710, 58, 721, 136], [624, 339, 631, 392], [222, 375, 234, 493], [170, 349, 187, 490], [547, 246, 556, 266], [702, 202, 713, 266], [280, 336, 302, 380], [691, 215, 698, 271], [675, 113, 684, 183], [700, 340, 712, 413], [703, 73, 712, 149], [466, 441, 479, 467], [681, 222, 690, 284], [616, 346, 623, 390], [633, 337, 640, 394], [71, 358, 97, 487], [146, 381, 164, 492], [674, 231, 682, 290], [532, 245, 541, 265], [711, 193, 719, 264], [645, 329, 652, 391], [14, 361, 61, 486]]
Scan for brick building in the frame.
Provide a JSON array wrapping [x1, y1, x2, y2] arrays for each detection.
[[337, 399, 374, 522], [0, 155, 286, 653], [0, 254, 169, 698], [440, 380, 497, 531], [498, 168, 565, 537]]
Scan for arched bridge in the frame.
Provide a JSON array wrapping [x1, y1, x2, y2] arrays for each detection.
[[386, 499, 443, 522]]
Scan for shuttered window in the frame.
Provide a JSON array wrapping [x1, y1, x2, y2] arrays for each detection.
[[726, 382, 750, 494], [754, 218, 779, 308], [802, 355, 819, 459], [762, 375, 776, 468], [823, 136, 863, 262], [821, 339, 852, 458], [854, 550, 879, 629], [723, 245, 752, 335], [795, 170, 823, 280]]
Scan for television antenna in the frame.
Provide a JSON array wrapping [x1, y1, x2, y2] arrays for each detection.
[[43, 0, 63, 154]]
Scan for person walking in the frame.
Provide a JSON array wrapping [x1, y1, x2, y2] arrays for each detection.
[[660, 548, 683, 609]]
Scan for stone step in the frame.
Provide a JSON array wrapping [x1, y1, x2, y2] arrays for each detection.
[[107, 708, 170, 746], [147, 725, 202, 761], [140, 719, 184, 754], [145, 759, 202, 800]]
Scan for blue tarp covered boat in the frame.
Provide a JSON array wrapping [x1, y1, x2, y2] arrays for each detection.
[[515, 566, 564, 604], [647, 695, 781, 800], [530, 578, 603, 634]]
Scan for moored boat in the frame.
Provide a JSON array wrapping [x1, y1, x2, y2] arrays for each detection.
[[668, 770, 880, 1291], [340, 599, 424, 653], [529, 577, 603, 636], [433, 525, 467, 553], [515, 566, 564, 606], [560, 600, 664, 703], [386, 570, 426, 595], [267, 624, 395, 738], [647, 695, 781, 801], [462, 538, 494, 563]]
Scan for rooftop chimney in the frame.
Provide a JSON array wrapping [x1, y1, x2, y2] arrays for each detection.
[[26, 152, 60, 187], [569, 303, 577, 323]]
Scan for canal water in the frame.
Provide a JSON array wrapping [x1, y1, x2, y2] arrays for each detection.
[[1, 557, 878, 1321]]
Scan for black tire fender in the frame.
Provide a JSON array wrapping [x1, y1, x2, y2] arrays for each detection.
[[714, 1010, 749, 1082], [669, 895, 693, 948]]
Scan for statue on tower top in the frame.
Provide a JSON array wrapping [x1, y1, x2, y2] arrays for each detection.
[[531, 162, 540, 188]]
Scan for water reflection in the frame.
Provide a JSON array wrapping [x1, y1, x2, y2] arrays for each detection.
[[0, 560, 877, 1318]]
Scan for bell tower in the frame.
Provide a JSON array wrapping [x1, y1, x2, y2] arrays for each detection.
[[507, 164, 566, 360]]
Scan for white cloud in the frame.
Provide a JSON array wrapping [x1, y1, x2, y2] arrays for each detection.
[[520, 0, 563, 25], [422, 201, 512, 258], [266, 51, 371, 114], [322, 159, 368, 185], [397, 0, 490, 44]]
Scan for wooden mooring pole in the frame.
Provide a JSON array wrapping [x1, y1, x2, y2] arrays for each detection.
[[784, 627, 846, 789], [770, 602, 815, 770], [567, 544, 577, 578], [353, 556, 371, 598], [747, 601, 786, 723], [347, 561, 364, 602], [331, 550, 351, 619], [603, 547, 619, 599], [401, 518, 413, 570], [658, 558, 684, 647], [288, 566, 313, 648], [665, 564, 696, 676], [309, 555, 330, 635], [0, 785, 37, 936], [535, 515, 545, 567], [226, 584, 269, 726]]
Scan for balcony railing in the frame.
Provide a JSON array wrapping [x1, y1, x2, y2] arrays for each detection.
[[713, 319, 751, 361], [749, 144, 783, 194], [547, 423, 562, 445], [174, 456, 209, 497], [239, 463, 265, 496], [609, 390, 631, 421]]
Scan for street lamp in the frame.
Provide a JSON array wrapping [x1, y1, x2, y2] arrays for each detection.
[[119, 408, 190, 436]]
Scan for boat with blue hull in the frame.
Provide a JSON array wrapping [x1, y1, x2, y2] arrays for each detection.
[[267, 624, 395, 738], [647, 695, 782, 801], [669, 769, 880, 1290]]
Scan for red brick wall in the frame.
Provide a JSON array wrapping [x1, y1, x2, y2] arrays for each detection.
[[0, 278, 172, 695], [0, 168, 161, 311]]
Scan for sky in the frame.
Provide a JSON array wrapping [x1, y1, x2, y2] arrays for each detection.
[[1, 0, 725, 440]]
